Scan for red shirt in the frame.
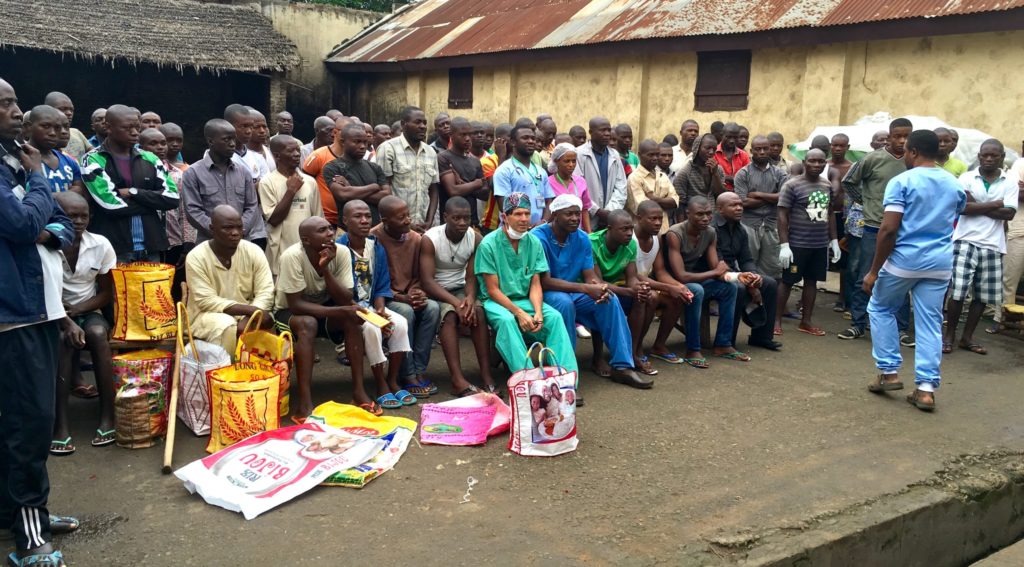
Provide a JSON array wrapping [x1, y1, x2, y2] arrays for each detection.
[[714, 144, 750, 190]]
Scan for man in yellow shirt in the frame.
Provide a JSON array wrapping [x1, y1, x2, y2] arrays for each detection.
[[259, 135, 322, 276], [186, 205, 276, 353], [626, 139, 678, 233]]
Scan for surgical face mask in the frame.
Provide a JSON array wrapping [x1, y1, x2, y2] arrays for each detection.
[[505, 225, 527, 240]]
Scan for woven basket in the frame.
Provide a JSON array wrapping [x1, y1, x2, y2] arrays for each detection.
[[115, 381, 166, 449]]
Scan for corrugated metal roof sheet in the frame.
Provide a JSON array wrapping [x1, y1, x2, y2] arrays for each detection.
[[328, 0, 1024, 64]]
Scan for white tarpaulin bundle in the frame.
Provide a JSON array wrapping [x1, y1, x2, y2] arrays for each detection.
[[788, 112, 1019, 165]]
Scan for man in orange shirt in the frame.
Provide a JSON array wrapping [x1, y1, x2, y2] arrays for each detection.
[[302, 116, 350, 228]]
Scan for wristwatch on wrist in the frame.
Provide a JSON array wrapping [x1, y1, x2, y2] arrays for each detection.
[[128, 188, 138, 196]]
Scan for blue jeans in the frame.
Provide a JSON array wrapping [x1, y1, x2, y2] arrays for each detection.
[[851, 229, 910, 333], [682, 279, 737, 352], [387, 299, 440, 380], [544, 291, 633, 369], [843, 235, 862, 308], [868, 270, 946, 390]]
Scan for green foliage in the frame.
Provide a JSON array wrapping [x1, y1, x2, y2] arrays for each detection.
[[295, 0, 405, 13]]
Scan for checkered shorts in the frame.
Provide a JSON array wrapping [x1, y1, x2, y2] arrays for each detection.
[[949, 240, 1003, 304]]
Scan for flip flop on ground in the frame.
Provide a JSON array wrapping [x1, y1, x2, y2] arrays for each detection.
[[356, 401, 383, 416], [49, 438, 74, 456], [453, 385, 481, 398], [48, 515, 79, 535], [959, 342, 987, 355], [798, 326, 827, 337], [684, 357, 709, 369], [648, 352, 683, 364], [90, 428, 116, 447], [483, 384, 504, 398], [906, 390, 935, 412], [716, 351, 751, 362], [636, 356, 659, 375], [942, 342, 953, 354], [290, 415, 306, 426], [7, 551, 66, 567], [70, 384, 98, 399]]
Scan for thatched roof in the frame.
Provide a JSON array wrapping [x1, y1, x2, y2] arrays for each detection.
[[0, 0, 300, 73]]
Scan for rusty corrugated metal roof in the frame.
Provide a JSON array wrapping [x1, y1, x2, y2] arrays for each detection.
[[328, 0, 1024, 64]]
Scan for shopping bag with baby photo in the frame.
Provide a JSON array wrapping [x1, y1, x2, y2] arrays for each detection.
[[508, 343, 578, 457]]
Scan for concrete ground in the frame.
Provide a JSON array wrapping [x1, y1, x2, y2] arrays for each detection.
[[7, 286, 1024, 566], [974, 538, 1024, 566]]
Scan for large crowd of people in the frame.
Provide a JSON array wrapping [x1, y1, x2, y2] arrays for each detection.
[[1, 74, 1021, 565]]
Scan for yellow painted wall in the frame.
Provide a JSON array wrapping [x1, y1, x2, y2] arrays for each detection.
[[841, 31, 1024, 149], [350, 30, 1022, 153]]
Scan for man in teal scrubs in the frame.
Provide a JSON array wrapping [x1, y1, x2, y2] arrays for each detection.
[[475, 192, 578, 380]]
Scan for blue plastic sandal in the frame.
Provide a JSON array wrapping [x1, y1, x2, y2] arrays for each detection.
[[7, 550, 65, 567], [393, 389, 417, 406], [376, 393, 402, 410]]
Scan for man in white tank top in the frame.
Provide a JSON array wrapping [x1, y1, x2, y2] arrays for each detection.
[[420, 197, 498, 397]]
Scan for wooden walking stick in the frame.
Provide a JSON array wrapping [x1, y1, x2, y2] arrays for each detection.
[[163, 292, 188, 474]]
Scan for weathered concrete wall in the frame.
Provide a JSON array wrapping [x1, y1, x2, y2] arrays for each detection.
[[243, 0, 380, 139], [345, 30, 1021, 154]]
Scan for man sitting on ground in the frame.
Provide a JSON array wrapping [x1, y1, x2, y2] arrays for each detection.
[[258, 135, 322, 277], [475, 193, 578, 381], [665, 197, 746, 368], [421, 197, 497, 396], [52, 192, 117, 454], [185, 205, 275, 354], [776, 149, 839, 337], [335, 201, 416, 414], [715, 192, 781, 351], [371, 196, 441, 398], [533, 196, 650, 389]]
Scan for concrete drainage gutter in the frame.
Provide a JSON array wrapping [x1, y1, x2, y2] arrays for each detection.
[[678, 451, 1024, 566]]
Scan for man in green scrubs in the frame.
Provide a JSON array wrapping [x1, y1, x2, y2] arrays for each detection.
[[476, 192, 578, 375]]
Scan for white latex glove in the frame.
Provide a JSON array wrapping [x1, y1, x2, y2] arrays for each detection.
[[779, 242, 793, 269], [829, 239, 842, 264]]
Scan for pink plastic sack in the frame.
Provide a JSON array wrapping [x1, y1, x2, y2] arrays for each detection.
[[420, 394, 509, 446]]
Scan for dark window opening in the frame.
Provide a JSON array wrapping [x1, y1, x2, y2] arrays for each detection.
[[694, 50, 751, 112], [448, 67, 473, 109]]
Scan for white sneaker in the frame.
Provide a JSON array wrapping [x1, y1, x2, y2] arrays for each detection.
[[576, 325, 592, 339]]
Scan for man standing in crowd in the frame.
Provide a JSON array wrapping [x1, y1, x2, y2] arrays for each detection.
[[943, 139, 1017, 355], [475, 193, 577, 376], [323, 123, 390, 225], [420, 197, 497, 396], [157, 123, 195, 277], [140, 112, 161, 131], [259, 135, 322, 277], [181, 119, 267, 247], [575, 116, 627, 230], [272, 111, 297, 142], [377, 106, 439, 232], [670, 119, 700, 177], [534, 196, 650, 389], [991, 152, 1024, 332], [734, 134, 787, 279], [664, 197, 745, 368], [28, 106, 85, 195], [1, 78, 75, 567], [44, 91, 91, 161], [537, 118, 558, 162], [430, 112, 451, 153], [81, 104, 180, 263], [863, 130, 965, 412], [714, 123, 750, 191], [776, 149, 839, 337], [87, 108, 107, 149], [614, 123, 638, 177], [935, 127, 968, 178], [715, 192, 781, 350], [303, 116, 349, 228], [673, 133, 726, 204], [626, 139, 677, 233], [767, 132, 786, 172], [185, 205, 275, 354], [569, 125, 587, 147], [371, 196, 441, 398], [494, 125, 553, 228], [437, 117, 486, 226], [841, 118, 914, 345], [301, 116, 335, 163], [247, 109, 275, 171], [224, 104, 269, 185]]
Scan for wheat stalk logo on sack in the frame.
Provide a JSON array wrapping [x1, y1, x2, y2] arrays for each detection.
[[139, 286, 176, 326], [220, 395, 267, 443]]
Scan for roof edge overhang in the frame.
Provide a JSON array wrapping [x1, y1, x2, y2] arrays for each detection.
[[326, 7, 1024, 73]]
